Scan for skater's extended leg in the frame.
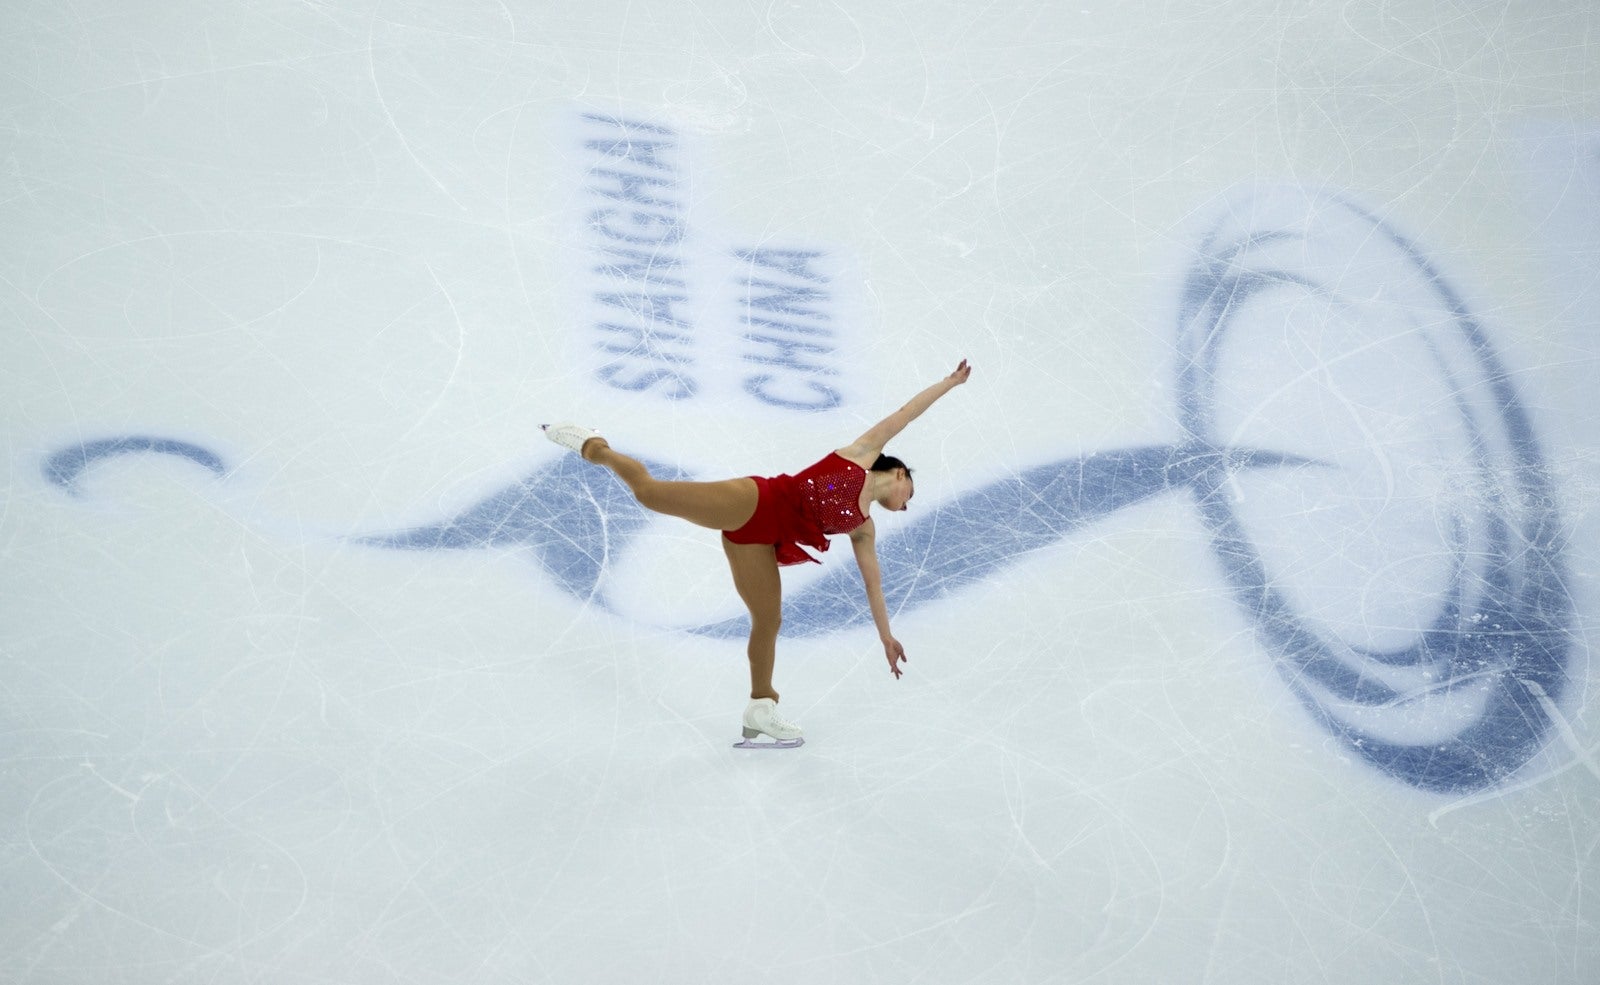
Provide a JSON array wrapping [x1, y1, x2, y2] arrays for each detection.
[[585, 439, 759, 531], [723, 537, 782, 702]]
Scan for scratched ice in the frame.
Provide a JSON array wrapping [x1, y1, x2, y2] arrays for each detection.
[[3, 3, 1598, 984]]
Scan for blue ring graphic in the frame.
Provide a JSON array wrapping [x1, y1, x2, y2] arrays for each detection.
[[1173, 188, 1572, 792]]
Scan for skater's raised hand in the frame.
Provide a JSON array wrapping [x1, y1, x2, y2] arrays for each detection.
[[883, 637, 907, 679], [844, 358, 973, 461]]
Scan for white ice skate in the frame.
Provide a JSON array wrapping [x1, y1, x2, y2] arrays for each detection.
[[541, 423, 602, 456], [735, 697, 805, 749]]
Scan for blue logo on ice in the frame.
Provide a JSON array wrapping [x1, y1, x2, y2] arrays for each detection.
[[43, 186, 1576, 795]]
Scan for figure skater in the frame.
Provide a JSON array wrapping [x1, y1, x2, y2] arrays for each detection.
[[542, 359, 972, 747]]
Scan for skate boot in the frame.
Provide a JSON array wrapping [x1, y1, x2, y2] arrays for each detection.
[[734, 697, 804, 749], [541, 423, 603, 457]]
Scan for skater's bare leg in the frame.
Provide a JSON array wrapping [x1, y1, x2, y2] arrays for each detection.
[[584, 439, 759, 532], [723, 537, 782, 702]]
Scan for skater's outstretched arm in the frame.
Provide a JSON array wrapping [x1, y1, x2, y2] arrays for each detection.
[[849, 519, 906, 679], [839, 359, 971, 463]]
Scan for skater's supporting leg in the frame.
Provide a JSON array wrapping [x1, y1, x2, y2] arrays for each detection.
[[722, 537, 783, 702], [587, 439, 759, 532]]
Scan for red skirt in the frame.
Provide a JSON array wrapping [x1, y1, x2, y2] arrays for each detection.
[[722, 452, 867, 566], [722, 473, 828, 566]]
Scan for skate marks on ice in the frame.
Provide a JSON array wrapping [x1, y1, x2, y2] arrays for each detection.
[[41, 186, 1576, 793]]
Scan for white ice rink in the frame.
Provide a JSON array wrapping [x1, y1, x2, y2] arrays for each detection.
[[4, 2, 1599, 982]]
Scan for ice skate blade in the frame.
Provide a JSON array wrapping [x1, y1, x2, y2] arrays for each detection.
[[732, 736, 805, 750]]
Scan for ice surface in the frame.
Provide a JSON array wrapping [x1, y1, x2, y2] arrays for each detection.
[[3, 2, 1598, 983]]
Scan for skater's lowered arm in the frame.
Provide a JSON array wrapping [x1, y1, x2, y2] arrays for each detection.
[[850, 519, 906, 679]]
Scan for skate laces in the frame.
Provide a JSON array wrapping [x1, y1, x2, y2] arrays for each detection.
[[764, 706, 797, 730]]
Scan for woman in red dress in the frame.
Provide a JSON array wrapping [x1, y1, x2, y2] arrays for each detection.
[[543, 359, 971, 745]]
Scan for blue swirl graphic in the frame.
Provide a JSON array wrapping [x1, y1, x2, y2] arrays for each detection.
[[44, 436, 226, 493], [1171, 187, 1572, 793], [41, 186, 1575, 794]]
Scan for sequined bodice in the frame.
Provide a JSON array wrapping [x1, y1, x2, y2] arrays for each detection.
[[794, 452, 868, 535]]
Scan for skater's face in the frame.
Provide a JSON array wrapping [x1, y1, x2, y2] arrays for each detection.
[[884, 468, 914, 512]]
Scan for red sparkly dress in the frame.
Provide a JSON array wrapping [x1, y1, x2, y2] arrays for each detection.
[[723, 452, 868, 565]]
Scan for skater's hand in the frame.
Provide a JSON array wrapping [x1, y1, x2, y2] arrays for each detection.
[[944, 359, 972, 388], [883, 637, 907, 679]]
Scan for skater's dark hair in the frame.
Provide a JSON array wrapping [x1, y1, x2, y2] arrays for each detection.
[[870, 454, 912, 477]]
